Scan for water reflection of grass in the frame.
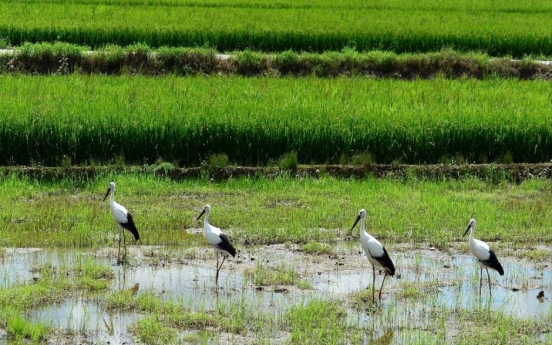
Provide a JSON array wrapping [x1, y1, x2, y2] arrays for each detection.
[[0, 257, 112, 342]]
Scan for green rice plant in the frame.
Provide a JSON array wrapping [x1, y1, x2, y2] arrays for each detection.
[[0, 0, 552, 56], [1, 75, 552, 166], [0, 36, 10, 48], [349, 288, 379, 311], [397, 281, 439, 300], [105, 290, 144, 311]]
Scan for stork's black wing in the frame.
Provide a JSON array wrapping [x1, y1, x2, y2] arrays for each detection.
[[374, 246, 395, 276], [119, 212, 140, 241], [215, 233, 236, 257], [481, 249, 504, 275]]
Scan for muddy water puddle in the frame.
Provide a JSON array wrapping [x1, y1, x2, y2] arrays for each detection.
[[0, 244, 550, 343], [313, 248, 551, 318], [1, 248, 317, 343]]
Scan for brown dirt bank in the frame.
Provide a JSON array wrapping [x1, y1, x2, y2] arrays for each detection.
[[1, 47, 552, 79], [2, 163, 552, 183]]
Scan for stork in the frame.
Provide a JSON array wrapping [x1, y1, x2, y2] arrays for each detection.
[[463, 218, 504, 296], [197, 204, 236, 285], [351, 209, 395, 303], [103, 182, 140, 264]]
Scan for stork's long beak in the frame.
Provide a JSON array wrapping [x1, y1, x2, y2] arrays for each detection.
[[197, 209, 206, 220], [350, 215, 361, 231], [103, 188, 111, 202], [463, 223, 471, 237]]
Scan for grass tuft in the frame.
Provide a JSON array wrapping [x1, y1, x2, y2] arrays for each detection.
[[132, 316, 178, 345], [248, 262, 298, 286], [2, 308, 50, 342], [278, 152, 298, 172], [288, 299, 363, 344], [301, 242, 334, 255]]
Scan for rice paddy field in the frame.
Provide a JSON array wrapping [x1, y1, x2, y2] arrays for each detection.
[[1, 75, 552, 167], [0, 174, 551, 344], [1, 0, 552, 56], [1, 0, 552, 343]]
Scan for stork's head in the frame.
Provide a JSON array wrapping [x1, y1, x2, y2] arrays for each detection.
[[350, 208, 367, 231], [463, 218, 476, 237], [103, 182, 116, 201], [197, 204, 211, 220]]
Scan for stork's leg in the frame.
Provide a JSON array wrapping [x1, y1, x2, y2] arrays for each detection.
[[371, 266, 376, 303], [378, 272, 389, 302], [479, 267, 483, 296], [215, 255, 227, 285], [117, 227, 122, 263], [123, 230, 127, 263], [218, 256, 227, 271], [215, 252, 220, 285], [486, 268, 492, 297]]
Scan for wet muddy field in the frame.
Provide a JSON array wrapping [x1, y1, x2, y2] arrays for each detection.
[[1, 238, 550, 344]]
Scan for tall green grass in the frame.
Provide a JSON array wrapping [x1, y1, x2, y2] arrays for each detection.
[[0, 173, 551, 248], [1, 0, 552, 56], [0, 75, 551, 166]]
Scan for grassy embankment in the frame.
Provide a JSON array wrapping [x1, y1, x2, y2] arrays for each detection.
[[2, 43, 551, 78]]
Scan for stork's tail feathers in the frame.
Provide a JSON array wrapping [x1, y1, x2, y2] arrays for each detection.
[[121, 213, 140, 241], [483, 249, 504, 276]]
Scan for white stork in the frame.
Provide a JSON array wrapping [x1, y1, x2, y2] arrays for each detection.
[[351, 209, 395, 303], [197, 204, 236, 285], [103, 182, 140, 264], [463, 218, 504, 296]]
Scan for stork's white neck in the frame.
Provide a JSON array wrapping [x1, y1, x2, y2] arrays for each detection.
[[360, 215, 367, 238], [110, 189, 115, 207], [203, 209, 211, 226]]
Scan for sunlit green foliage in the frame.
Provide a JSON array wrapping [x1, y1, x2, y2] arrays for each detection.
[[0, 0, 551, 56], [0, 76, 551, 166], [0, 173, 551, 248], [288, 299, 364, 344], [0, 307, 50, 343]]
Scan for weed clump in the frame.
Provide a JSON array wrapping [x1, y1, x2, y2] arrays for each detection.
[[248, 262, 298, 286], [350, 151, 374, 166], [301, 242, 334, 255], [208, 153, 230, 169], [278, 151, 298, 172], [1, 308, 50, 343], [288, 300, 363, 344]]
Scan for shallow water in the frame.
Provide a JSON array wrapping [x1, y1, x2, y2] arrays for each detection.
[[1, 248, 316, 343], [0, 244, 550, 343], [313, 252, 551, 318]]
